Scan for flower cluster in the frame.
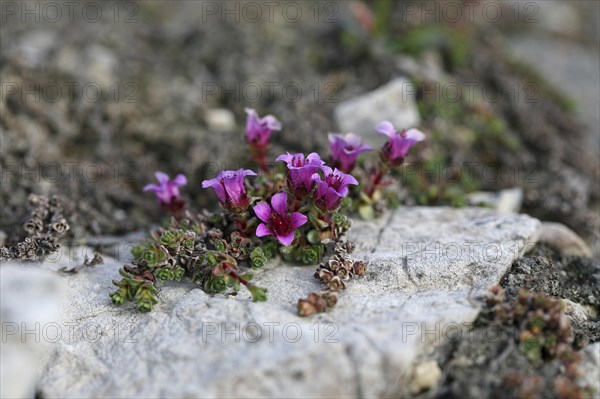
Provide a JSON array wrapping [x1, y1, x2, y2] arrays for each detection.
[[122, 108, 424, 312], [327, 121, 425, 219], [190, 155, 357, 288]]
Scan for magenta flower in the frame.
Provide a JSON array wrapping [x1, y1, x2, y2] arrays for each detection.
[[312, 166, 359, 211], [328, 133, 373, 173], [201, 169, 257, 212], [245, 108, 282, 148], [144, 171, 187, 205], [276, 152, 325, 197], [375, 121, 425, 166], [254, 192, 308, 246]]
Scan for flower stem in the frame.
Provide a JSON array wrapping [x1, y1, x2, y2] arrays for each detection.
[[250, 146, 269, 173], [232, 212, 250, 236], [161, 198, 186, 220], [227, 269, 252, 288], [365, 162, 389, 198]]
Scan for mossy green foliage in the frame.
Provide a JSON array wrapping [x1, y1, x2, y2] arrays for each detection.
[[505, 56, 577, 113], [403, 78, 525, 206], [110, 212, 273, 312], [394, 24, 472, 70]]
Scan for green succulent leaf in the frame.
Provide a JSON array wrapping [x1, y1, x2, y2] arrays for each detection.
[[248, 285, 267, 302], [301, 245, 322, 265], [160, 230, 179, 246], [250, 247, 267, 269], [110, 287, 128, 305], [173, 267, 185, 281], [205, 276, 227, 293], [155, 267, 175, 281], [260, 242, 278, 259]]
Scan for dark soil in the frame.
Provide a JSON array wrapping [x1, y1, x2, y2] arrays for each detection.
[[501, 245, 600, 344], [427, 246, 599, 399], [502, 246, 600, 309], [438, 327, 579, 399]]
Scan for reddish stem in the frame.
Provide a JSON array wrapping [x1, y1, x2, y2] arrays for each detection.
[[161, 198, 186, 220], [232, 212, 252, 237], [365, 164, 388, 198], [249, 145, 269, 173], [227, 269, 252, 288]]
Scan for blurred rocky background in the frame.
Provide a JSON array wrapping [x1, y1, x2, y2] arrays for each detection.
[[1, 0, 598, 254]]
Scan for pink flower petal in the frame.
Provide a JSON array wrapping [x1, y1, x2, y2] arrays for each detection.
[[290, 212, 308, 229], [256, 223, 272, 237], [270, 192, 288, 215], [155, 171, 170, 184], [336, 186, 349, 197], [241, 169, 258, 177], [306, 152, 324, 166], [328, 133, 339, 146], [173, 174, 187, 186], [320, 165, 333, 176], [253, 203, 272, 223], [275, 152, 294, 164], [143, 183, 159, 192], [344, 133, 363, 147], [277, 232, 295, 246], [375, 121, 396, 138], [262, 115, 282, 130], [201, 177, 216, 189], [405, 128, 425, 142]]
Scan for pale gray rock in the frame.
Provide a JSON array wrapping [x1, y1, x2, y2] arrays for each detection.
[[334, 77, 421, 137], [55, 44, 117, 89], [539, 222, 593, 257], [205, 108, 236, 132], [396, 52, 446, 82], [0, 263, 67, 399], [578, 343, 600, 395], [409, 360, 442, 395], [466, 188, 523, 214], [14, 30, 58, 68], [561, 299, 597, 324], [35, 207, 541, 398], [534, 1, 582, 38]]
